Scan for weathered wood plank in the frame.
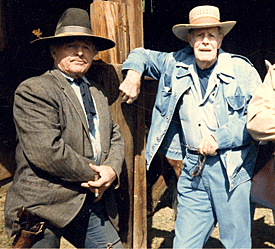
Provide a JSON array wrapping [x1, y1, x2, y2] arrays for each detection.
[[133, 80, 147, 249], [90, 1, 145, 247], [107, 1, 146, 247], [90, 0, 130, 64], [110, 0, 144, 49], [125, 0, 144, 50]]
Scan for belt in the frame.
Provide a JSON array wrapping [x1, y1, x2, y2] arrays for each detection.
[[187, 149, 200, 155]]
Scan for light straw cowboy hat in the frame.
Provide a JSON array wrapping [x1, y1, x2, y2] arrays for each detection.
[[31, 8, 115, 51], [172, 5, 236, 42]]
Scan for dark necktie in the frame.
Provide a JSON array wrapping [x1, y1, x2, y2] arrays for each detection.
[[74, 78, 96, 132]]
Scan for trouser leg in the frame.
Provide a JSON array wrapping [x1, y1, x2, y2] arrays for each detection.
[[173, 153, 216, 248], [206, 156, 252, 248], [64, 199, 123, 248], [174, 153, 252, 248], [213, 181, 252, 248]]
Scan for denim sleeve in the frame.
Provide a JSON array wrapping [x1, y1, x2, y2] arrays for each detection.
[[122, 47, 170, 80], [212, 64, 262, 150]]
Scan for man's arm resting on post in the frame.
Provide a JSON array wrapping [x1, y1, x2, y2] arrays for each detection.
[[119, 69, 142, 104]]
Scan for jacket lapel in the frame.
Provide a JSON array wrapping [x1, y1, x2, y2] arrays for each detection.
[[50, 69, 90, 137]]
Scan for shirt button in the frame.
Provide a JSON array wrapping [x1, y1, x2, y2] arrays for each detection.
[[166, 116, 169, 120], [198, 123, 201, 127]]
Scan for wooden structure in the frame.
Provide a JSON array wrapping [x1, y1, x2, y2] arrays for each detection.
[[89, 1, 146, 247]]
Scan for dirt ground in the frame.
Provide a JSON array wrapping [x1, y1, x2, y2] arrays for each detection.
[[0, 181, 274, 249]]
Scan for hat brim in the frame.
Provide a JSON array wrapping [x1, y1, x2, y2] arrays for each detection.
[[31, 34, 115, 52], [172, 21, 236, 42]]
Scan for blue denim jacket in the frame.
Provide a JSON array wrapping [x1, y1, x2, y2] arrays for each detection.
[[122, 46, 262, 191]]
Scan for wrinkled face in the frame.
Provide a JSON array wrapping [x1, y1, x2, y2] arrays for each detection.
[[50, 39, 96, 78], [188, 27, 223, 70]]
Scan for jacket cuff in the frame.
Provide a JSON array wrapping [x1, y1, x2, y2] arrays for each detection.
[[122, 63, 144, 76], [212, 127, 231, 150]]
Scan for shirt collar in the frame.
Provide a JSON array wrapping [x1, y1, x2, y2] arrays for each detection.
[[215, 49, 235, 81], [56, 68, 90, 85], [176, 48, 235, 83]]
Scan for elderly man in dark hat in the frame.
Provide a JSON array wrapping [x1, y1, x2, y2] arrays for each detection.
[[119, 5, 261, 248], [4, 8, 124, 248]]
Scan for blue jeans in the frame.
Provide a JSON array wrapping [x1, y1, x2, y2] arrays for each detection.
[[173, 153, 252, 248], [31, 198, 123, 248]]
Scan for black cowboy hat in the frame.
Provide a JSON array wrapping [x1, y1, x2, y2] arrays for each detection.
[[31, 8, 115, 51]]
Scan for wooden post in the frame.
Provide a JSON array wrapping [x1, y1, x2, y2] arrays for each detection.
[[133, 82, 147, 249], [90, 0, 146, 248], [90, 0, 130, 64], [106, 0, 144, 50]]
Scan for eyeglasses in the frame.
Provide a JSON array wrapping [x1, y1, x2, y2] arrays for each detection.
[[190, 154, 206, 177]]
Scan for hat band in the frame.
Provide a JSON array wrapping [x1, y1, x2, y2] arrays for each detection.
[[55, 26, 94, 36], [191, 17, 220, 25]]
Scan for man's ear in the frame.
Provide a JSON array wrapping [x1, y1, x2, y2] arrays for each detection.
[[217, 35, 224, 49]]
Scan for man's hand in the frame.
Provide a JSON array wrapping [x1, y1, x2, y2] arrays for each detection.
[[198, 135, 218, 156], [119, 69, 142, 104], [81, 164, 117, 202]]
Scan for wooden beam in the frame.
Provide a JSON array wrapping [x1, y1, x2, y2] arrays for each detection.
[[110, 0, 144, 49], [90, 0, 130, 64], [90, 1, 146, 247], [133, 80, 147, 249], [125, 0, 144, 50]]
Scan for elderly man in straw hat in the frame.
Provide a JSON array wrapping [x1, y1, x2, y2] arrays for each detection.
[[120, 5, 261, 248], [4, 8, 124, 248]]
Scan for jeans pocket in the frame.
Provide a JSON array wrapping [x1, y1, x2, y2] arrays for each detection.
[[182, 154, 200, 177]]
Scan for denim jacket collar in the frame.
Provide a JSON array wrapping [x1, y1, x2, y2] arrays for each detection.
[[175, 48, 235, 84]]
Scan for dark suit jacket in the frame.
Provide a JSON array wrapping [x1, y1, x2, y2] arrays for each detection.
[[4, 69, 124, 237]]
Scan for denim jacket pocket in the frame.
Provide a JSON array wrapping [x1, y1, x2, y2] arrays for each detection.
[[226, 95, 245, 111], [155, 74, 172, 116]]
